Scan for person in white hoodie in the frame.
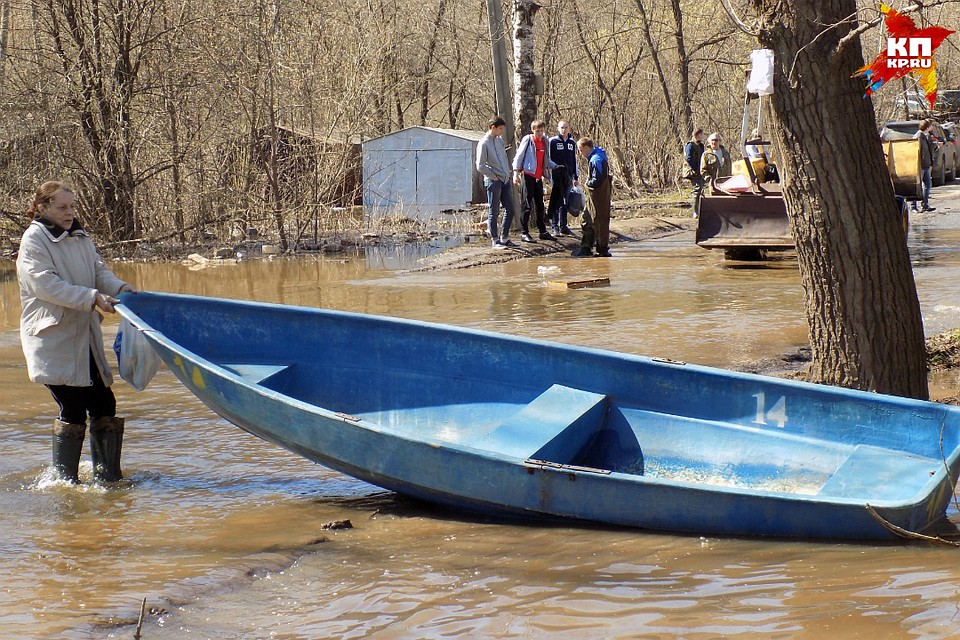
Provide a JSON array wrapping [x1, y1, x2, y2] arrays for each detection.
[[16, 181, 137, 483]]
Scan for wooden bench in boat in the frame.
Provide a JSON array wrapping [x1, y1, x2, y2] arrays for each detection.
[[477, 384, 609, 462], [817, 444, 941, 501], [223, 364, 291, 385]]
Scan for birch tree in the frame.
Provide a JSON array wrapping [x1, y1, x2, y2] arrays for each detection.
[[513, 0, 539, 138]]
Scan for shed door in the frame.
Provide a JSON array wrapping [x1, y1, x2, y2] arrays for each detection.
[[415, 149, 472, 210], [369, 150, 417, 210]]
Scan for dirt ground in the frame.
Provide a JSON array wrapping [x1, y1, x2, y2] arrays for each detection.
[[403, 196, 695, 273]]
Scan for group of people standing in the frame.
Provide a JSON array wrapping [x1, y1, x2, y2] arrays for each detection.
[[476, 116, 613, 257], [683, 127, 732, 218]]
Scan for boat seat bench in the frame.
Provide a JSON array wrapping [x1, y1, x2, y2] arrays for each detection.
[[476, 384, 609, 462], [223, 364, 291, 385], [817, 444, 941, 501]]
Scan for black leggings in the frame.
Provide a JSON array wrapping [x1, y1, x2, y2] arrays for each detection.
[[46, 350, 117, 425]]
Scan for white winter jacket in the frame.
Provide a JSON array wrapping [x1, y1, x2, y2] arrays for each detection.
[[16, 220, 129, 386]]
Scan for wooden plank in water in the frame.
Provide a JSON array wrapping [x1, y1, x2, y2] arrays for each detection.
[[547, 277, 610, 289]]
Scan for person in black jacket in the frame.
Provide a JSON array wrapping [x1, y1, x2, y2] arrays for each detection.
[[546, 120, 579, 235], [914, 119, 938, 212], [684, 128, 705, 218]]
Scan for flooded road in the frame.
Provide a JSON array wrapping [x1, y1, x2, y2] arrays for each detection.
[[3, 212, 960, 639]]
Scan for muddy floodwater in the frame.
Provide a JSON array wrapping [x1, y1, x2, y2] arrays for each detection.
[[5, 212, 960, 639]]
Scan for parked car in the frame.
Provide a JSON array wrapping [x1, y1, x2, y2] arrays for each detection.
[[935, 90, 960, 118], [894, 91, 929, 118], [880, 120, 956, 185], [942, 122, 960, 181], [893, 89, 960, 119]]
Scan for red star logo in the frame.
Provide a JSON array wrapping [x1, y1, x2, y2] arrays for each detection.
[[854, 4, 954, 108]]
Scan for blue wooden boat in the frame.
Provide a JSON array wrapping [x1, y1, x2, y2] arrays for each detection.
[[117, 292, 960, 540]]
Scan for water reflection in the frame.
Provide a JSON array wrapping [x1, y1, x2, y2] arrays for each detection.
[[364, 235, 464, 270]]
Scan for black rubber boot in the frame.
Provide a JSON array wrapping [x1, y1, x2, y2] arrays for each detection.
[[580, 228, 595, 252], [90, 416, 125, 483], [52, 420, 86, 484]]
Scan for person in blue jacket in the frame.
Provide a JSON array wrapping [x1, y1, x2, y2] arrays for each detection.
[[573, 137, 612, 258]]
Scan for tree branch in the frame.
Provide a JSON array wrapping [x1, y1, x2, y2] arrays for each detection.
[[688, 32, 737, 57], [719, 0, 757, 37], [835, 0, 960, 58]]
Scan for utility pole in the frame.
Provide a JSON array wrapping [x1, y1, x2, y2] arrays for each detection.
[[485, 0, 515, 152], [485, 0, 521, 229]]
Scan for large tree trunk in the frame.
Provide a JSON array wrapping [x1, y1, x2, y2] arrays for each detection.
[[752, 0, 928, 399]]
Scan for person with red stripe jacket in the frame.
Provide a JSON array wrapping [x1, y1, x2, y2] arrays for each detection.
[[512, 120, 557, 243]]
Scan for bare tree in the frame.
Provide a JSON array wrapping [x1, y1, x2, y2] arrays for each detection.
[[570, 0, 645, 188], [635, 0, 683, 148], [0, 1, 10, 97], [417, 0, 448, 125], [42, 0, 160, 240]]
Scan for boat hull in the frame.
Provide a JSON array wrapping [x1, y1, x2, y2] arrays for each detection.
[[118, 292, 960, 540]]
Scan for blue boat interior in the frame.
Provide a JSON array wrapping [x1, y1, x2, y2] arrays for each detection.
[[125, 293, 960, 503], [225, 365, 947, 499]]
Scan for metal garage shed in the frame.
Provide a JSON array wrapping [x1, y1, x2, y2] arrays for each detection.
[[362, 126, 486, 219]]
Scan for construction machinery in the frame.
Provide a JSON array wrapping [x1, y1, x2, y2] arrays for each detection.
[[695, 180, 792, 261], [695, 87, 910, 260]]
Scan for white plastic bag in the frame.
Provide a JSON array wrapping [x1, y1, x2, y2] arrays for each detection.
[[115, 317, 160, 391], [746, 49, 775, 96]]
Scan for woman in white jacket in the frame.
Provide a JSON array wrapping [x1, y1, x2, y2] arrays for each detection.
[[16, 181, 136, 483]]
